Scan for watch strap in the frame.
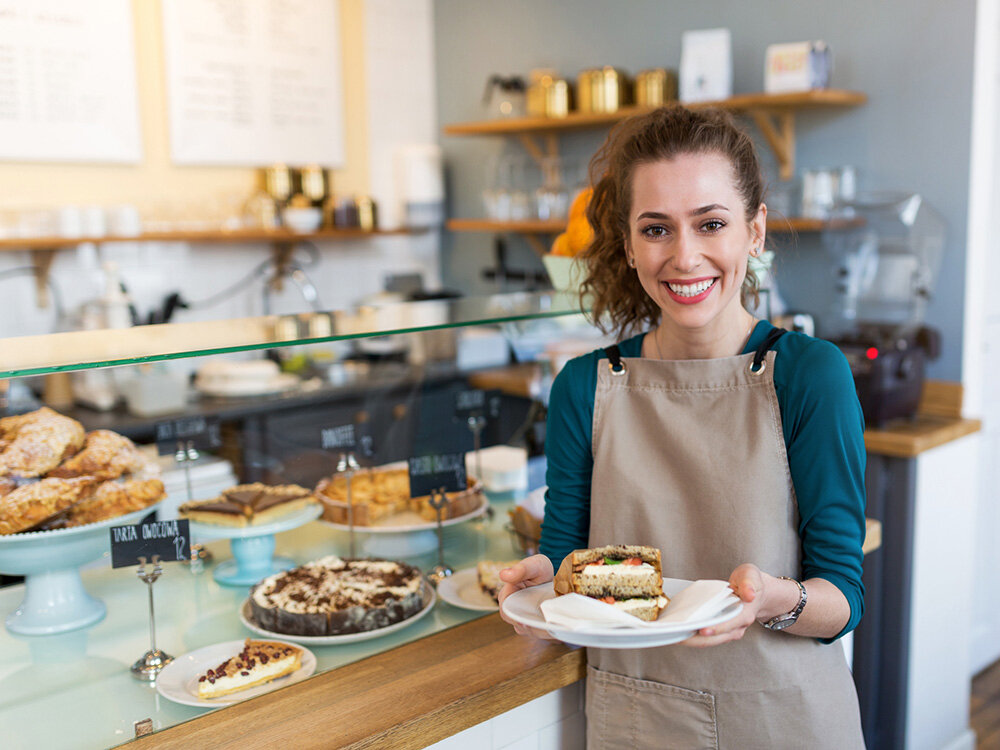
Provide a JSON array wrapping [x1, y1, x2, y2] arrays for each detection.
[[762, 576, 807, 631]]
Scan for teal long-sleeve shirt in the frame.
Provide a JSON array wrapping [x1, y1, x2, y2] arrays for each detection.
[[540, 321, 867, 641]]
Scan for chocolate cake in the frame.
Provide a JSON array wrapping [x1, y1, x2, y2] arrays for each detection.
[[179, 483, 317, 527], [248, 556, 425, 636]]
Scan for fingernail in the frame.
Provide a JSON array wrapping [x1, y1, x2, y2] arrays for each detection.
[[703, 628, 714, 636]]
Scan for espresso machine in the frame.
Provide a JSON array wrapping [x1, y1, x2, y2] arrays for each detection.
[[823, 194, 945, 426]]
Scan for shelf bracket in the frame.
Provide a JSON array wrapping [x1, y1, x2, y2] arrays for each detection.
[[30, 248, 57, 309], [516, 133, 559, 168], [270, 241, 295, 292], [748, 108, 796, 181]]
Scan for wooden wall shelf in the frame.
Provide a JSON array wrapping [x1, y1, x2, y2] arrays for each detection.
[[443, 89, 867, 181], [445, 216, 865, 245], [0, 226, 417, 252]]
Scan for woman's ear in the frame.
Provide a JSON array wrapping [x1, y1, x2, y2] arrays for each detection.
[[752, 203, 768, 253]]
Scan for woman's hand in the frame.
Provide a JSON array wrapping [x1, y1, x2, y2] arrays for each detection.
[[683, 563, 768, 648], [497, 554, 556, 639]]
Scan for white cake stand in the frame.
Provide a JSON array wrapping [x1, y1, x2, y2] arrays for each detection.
[[318, 497, 490, 557], [0, 504, 160, 636], [189, 503, 322, 587]]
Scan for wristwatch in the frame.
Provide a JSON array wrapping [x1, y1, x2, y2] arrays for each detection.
[[761, 577, 807, 631]]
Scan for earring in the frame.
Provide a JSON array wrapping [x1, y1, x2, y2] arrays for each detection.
[[750, 245, 761, 258], [627, 255, 636, 268]]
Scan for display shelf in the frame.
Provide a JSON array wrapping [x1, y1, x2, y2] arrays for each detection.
[[0, 290, 582, 378], [443, 89, 867, 180], [1, 227, 424, 308]]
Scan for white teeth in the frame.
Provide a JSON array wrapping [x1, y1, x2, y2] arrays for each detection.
[[666, 279, 715, 297]]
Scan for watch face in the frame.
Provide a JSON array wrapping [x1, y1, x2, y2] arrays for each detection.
[[765, 616, 795, 631]]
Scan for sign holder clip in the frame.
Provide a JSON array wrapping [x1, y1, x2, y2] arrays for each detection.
[[427, 488, 453, 584], [130, 555, 174, 682]]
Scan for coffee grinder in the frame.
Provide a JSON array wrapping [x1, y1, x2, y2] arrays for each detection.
[[823, 194, 944, 426]]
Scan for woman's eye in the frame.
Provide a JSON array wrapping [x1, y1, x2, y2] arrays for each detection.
[[641, 225, 668, 238], [701, 219, 725, 232]]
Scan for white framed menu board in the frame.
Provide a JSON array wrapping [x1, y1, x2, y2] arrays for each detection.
[[162, 0, 345, 167], [0, 0, 142, 163]]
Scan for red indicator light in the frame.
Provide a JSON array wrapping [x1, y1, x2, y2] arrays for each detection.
[[865, 347, 879, 360]]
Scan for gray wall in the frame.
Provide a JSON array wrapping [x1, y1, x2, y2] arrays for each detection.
[[433, 0, 976, 380]]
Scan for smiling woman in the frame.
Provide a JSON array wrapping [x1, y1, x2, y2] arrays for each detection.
[[497, 106, 868, 750]]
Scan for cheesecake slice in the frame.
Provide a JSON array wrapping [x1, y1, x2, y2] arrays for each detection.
[[196, 639, 302, 699]]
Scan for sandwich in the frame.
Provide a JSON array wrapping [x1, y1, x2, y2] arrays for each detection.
[[553, 544, 668, 621]]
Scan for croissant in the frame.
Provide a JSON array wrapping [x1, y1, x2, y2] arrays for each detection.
[[48, 430, 146, 481], [0, 408, 85, 478]]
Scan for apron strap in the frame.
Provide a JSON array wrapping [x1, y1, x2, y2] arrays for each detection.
[[604, 344, 627, 376], [751, 327, 788, 374]]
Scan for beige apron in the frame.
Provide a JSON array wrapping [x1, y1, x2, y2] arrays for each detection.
[[585, 333, 865, 750]]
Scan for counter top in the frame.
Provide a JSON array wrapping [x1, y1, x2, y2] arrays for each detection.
[[130, 614, 585, 750]]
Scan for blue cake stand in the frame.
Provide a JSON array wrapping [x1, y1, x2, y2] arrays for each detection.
[[0, 504, 160, 636], [189, 503, 322, 587]]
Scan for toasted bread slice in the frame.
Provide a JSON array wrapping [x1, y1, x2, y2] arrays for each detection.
[[553, 544, 668, 620]]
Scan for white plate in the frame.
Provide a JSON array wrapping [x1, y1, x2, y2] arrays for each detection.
[[196, 374, 299, 398], [501, 578, 743, 649], [437, 567, 498, 612], [239, 580, 436, 645], [155, 639, 316, 708], [318, 495, 489, 534]]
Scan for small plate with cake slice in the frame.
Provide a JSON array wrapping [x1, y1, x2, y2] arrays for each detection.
[[156, 638, 316, 708], [437, 561, 518, 612]]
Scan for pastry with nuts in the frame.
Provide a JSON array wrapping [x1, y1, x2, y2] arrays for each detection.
[[196, 638, 302, 699]]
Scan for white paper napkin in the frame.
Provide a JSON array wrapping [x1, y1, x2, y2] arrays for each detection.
[[539, 579, 738, 631]]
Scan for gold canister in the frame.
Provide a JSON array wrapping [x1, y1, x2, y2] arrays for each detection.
[[527, 72, 570, 118], [264, 164, 293, 203], [577, 67, 629, 114], [357, 196, 377, 231], [635, 68, 678, 108], [299, 165, 328, 205]]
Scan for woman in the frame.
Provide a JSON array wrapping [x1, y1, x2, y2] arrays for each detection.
[[498, 106, 867, 749]]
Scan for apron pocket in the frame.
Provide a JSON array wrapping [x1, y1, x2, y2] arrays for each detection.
[[586, 664, 719, 750]]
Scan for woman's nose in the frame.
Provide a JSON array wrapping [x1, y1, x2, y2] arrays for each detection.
[[671, 231, 701, 273]]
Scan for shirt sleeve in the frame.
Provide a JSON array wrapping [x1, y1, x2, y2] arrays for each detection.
[[539, 353, 596, 570], [781, 336, 867, 642]]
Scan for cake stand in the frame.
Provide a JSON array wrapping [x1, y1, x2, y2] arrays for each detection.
[[319, 497, 490, 557], [0, 504, 160, 636], [189, 503, 322, 587]]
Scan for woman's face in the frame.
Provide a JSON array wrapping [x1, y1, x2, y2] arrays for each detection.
[[627, 152, 764, 335]]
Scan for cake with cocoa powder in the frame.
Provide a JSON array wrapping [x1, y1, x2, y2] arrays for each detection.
[[248, 556, 424, 636]]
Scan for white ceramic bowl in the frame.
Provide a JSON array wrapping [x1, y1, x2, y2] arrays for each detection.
[[282, 207, 323, 233]]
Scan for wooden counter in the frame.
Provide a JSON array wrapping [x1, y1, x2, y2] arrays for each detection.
[[472, 367, 982, 459], [129, 614, 586, 750]]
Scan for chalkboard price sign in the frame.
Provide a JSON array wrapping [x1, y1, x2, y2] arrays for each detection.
[[110, 519, 192, 569], [454, 389, 502, 421], [320, 422, 375, 458], [154, 417, 222, 456], [407, 452, 467, 497]]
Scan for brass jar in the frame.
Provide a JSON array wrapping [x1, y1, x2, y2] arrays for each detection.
[[576, 67, 630, 114], [635, 68, 678, 108], [527, 72, 571, 118]]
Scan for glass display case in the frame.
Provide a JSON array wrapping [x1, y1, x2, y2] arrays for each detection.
[[0, 290, 594, 748]]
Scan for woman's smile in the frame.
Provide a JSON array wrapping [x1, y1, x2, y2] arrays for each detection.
[[663, 277, 718, 303]]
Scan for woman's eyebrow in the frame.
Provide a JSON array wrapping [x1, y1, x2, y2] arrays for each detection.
[[635, 204, 730, 221]]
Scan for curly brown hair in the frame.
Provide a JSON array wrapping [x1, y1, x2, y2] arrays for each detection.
[[579, 106, 765, 339]]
